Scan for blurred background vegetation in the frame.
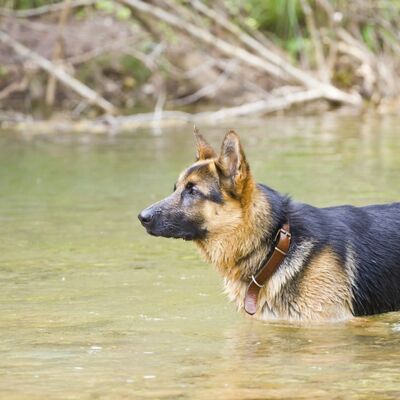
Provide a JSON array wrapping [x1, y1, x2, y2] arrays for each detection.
[[1, 0, 400, 126]]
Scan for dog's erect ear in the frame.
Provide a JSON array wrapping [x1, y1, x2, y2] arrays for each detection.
[[217, 130, 250, 195], [194, 126, 217, 160]]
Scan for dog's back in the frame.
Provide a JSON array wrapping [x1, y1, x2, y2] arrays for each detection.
[[319, 202, 400, 315]]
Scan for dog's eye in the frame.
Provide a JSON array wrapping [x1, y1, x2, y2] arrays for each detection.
[[173, 183, 177, 192], [185, 182, 197, 195]]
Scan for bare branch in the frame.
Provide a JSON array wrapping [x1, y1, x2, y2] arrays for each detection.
[[5, 89, 328, 134], [0, 30, 117, 114], [0, 77, 28, 101], [118, 0, 361, 106], [171, 60, 238, 106], [46, 0, 72, 107], [188, 0, 297, 79], [300, 0, 328, 82], [195, 89, 325, 121], [190, 0, 326, 90], [0, 0, 97, 18], [119, 0, 289, 81]]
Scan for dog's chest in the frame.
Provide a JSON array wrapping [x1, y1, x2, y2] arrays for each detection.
[[223, 239, 355, 322], [223, 270, 293, 320]]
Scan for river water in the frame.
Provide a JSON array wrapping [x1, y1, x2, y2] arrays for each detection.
[[1, 115, 400, 399]]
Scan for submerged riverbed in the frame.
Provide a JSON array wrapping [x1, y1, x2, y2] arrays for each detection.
[[1, 115, 400, 399]]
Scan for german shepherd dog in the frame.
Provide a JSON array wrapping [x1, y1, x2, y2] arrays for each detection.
[[138, 130, 400, 322]]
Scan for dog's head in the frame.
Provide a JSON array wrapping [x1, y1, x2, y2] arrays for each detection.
[[138, 129, 253, 241]]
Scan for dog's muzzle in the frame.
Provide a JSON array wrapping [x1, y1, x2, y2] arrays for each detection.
[[138, 201, 206, 241]]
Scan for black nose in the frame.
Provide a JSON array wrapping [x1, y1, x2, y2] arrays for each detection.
[[138, 208, 154, 226]]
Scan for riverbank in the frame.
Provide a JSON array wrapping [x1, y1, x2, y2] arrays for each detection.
[[1, 0, 400, 125]]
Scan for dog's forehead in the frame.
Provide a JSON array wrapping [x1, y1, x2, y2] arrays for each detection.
[[178, 160, 216, 184]]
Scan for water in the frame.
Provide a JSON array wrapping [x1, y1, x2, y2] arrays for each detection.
[[1, 114, 400, 399]]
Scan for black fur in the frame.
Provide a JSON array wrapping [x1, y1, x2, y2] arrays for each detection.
[[207, 187, 224, 204], [259, 184, 400, 316]]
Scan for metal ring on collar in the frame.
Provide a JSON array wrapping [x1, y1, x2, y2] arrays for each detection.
[[251, 275, 264, 288]]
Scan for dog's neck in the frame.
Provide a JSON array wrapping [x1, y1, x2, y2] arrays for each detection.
[[195, 182, 277, 282]]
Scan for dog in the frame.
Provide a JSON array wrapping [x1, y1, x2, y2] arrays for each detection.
[[138, 129, 400, 322]]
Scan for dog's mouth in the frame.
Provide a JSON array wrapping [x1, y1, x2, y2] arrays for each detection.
[[144, 224, 207, 241], [145, 227, 196, 241]]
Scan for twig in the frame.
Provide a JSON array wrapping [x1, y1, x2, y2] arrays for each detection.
[[0, 77, 28, 101], [189, 1, 330, 90], [4, 89, 329, 134], [118, 0, 361, 106], [315, 0, 336, 20], [66, 37, 157, 71], [119, 0, 288, 81], [188, 0, 295, 78], [0, 30, 117, 114], [154, 88, 166, 118], [325, 36, 338, 82], [67, 40, 131, 64], [46, 0, 72, 107], [0, 0, 97, 18], [184, 58, 221, 78], [300, 0, 328, 82], [152, 83, 167, 135], [195, 89, 325, 121], [171, 60, 238, 106]]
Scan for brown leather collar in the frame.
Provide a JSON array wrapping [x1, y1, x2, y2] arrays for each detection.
[[244, 223, 291, 315]]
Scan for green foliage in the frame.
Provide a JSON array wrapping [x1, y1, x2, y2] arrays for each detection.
[[224, 0, 307, 59], [361, 24, 377, 51], [0, 65, 9, 78], [3, 0, 59, 9], [286, 36, 311, 59], [120, 55, 151, 84], [4, 0, 131, 19], [225, 0, 303, 39], [95, 0, 114, 13], [95, 0, 131, 20]]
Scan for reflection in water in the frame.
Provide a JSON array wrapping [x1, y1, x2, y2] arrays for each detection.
[[0, 115, 400, 399]]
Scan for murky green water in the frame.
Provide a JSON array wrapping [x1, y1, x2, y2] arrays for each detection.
[[1, 115, 400, 399]]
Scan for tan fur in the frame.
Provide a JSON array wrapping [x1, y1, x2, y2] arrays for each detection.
[[344, 244, 358, 290], [196, 182, 273, 282], [194, 129, 217, 160], [222, 246, 353, 322], [194, 174, 353, 321], [293, 248, 354, 320], [188, 130, 354, 322]]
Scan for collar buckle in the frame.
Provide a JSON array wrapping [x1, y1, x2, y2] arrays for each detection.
[[251, 274, 264, 288], [274, 227, 292, 241]]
